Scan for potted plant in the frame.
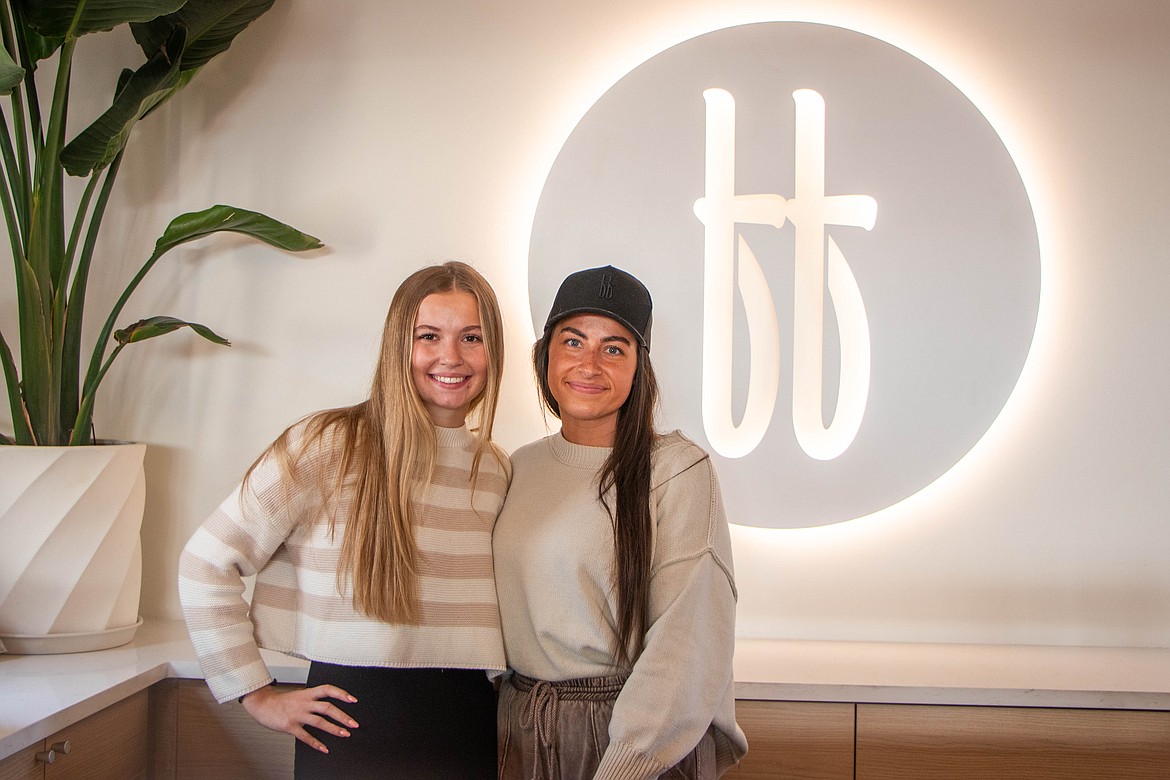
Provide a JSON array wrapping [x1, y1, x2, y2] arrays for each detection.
[[0, 0, 322, 653]]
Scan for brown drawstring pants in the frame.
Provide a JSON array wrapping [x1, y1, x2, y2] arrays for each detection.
[[497, 672, 716, 779]]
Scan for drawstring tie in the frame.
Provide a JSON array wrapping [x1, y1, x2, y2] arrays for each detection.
[[509, 673, 628, 780], [519, 679, 560, 780]]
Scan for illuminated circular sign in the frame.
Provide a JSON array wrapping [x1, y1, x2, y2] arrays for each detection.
[[528, 22, 1041, 528]]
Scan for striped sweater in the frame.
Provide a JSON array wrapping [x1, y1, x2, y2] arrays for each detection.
[[179, 420, 510, 703]]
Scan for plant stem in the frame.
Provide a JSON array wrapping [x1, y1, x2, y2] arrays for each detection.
[[62, 150, 124, 440], [26, 29, 77, 445], [0, 112, 24, 282], [0, 0, 31, 235], [0, 111, 25, 251], [79, 240, 160, 435], [0, 325, 35, 444], [12, 4, 42, 160], [71, 341, 123, 446]]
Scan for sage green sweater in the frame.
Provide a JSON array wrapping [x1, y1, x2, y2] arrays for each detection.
[[493, 431, 747, 779]]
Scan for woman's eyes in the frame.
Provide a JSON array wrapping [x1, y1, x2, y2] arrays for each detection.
[[415, 331, 483, 343], [561, 338, 624, 356]]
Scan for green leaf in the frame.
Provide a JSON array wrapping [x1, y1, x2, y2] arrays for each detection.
[[154, 205, 324, 257], [78, 205, 319, 437], [131, 0, 274, 71], [20, 25, 64, 65], [114, 315, 231, 346], [0, 43, 25, 94], [14, 253, 55, 443], [59, 27, 185, 176], [15, 0, 186, 39]]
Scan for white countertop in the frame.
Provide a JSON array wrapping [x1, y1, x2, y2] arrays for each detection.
[[0, 619, 307, 759], [3, 620, 1169, 760]]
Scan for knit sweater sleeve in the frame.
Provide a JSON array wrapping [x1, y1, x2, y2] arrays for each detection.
[[178, 426, 320, 703], [594, 445, 743, 780]]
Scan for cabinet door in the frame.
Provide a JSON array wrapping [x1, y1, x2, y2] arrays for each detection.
[[856, 703, 1170, 780], [0, 742, 44, 780], [43, 688, 149, 780], [174, 680, 295, 780], [722, 700, 855, 779]]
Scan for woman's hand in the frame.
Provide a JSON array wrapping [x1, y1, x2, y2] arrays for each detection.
[[240, 684, 359, 753]]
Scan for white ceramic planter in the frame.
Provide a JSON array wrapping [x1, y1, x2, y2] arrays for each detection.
[[0, 443, 146, 654]]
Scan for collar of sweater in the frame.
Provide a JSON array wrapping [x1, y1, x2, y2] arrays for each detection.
[[435, 423, 475, 450], [548, 431, 612, 468]]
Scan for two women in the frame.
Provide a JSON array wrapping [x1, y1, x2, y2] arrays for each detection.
[[180, 262, 508, 778], [495, 265, 747, 778], [180, 260, 744, 778]]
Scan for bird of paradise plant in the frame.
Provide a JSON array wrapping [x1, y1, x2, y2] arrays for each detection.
[[0, 0, 321, 446]]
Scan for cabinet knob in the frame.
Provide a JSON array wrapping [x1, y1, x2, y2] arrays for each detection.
[[51, 740, 72, 754], [35, 749, 57, 764]]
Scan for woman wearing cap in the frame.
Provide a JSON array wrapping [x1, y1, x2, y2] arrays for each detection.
[[494, 266, 747, 779]]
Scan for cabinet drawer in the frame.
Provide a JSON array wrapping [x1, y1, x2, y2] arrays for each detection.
[[723, 700, 854, 779], [856, 703, 1170, 779]]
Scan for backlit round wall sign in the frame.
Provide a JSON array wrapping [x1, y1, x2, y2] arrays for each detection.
[[527, 22, 1041, 528]]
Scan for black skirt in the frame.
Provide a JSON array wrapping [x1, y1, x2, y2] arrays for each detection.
[[294, 662, 497, 779]]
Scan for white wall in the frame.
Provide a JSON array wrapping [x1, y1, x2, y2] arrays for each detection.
[[9, 0, 1167, 648]]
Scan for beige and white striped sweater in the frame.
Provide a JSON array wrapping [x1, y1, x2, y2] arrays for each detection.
[[179, 421, 510, 703]]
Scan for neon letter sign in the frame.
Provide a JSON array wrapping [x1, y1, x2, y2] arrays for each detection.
[[694, 88, 877, 460]]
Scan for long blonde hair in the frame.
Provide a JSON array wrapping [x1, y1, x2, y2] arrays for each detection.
[[248, 261, 505, 624]]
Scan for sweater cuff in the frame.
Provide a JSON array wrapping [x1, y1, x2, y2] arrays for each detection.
[[593, 741, 666, 780], [206, 660, 278, 704], [237, 679, 278, 703]]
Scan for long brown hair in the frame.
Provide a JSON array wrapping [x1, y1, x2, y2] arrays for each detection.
[[248, 261, 505, 624], [533, 325, 659, 664]]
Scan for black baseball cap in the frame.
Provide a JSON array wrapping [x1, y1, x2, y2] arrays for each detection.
[[543, 265, 653, 350]]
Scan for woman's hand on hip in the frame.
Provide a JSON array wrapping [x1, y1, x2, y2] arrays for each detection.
[[240, 684, 359, 753]]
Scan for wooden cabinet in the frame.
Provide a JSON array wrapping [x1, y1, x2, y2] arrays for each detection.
[[721, 700, 1170, 779], [724, 700, 855, 779], [6, 684, 1170, 779], [0, 689, 149, 780], [149, 679, 295, 780], [855, 703, 1170, 780], [0, 743, 41, 780]]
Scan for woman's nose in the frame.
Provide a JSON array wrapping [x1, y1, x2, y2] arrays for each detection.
[[439, 339, 462, 364], [578, 349, 600, 373]]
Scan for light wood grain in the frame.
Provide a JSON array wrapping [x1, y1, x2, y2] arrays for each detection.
[[0, 742, 42, 780], [149, 678, 179, 779], [175, 680, 295, 780], [43, 688, 149, 780], [722, 700, 855, 779], [856, 703, 1170, 779]]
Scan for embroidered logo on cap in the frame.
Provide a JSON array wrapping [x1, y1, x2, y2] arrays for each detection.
[[599, 272, 614, 299]]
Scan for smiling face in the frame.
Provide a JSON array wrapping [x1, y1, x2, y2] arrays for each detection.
[[547, 313, 639, 446], [410, 290, 488, 427]]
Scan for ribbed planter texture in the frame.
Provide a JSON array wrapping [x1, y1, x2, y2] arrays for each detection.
[[0, 443, 146, 654]]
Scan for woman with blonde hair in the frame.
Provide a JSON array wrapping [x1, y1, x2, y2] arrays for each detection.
[[180, 261, 508, 778]]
